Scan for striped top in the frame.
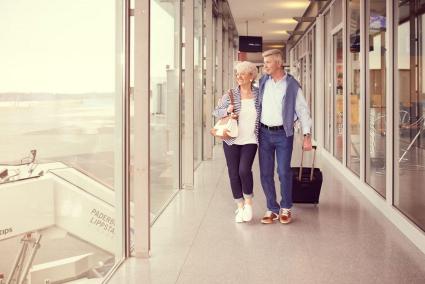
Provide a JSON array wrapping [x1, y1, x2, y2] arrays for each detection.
[[212, 85, 260, 145]]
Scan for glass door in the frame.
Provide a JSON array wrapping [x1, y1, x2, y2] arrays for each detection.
[[324, 12, 332, 151], [394, 0, 425, 231], [366, 0, 387, 196], [347, 0, 361, 175], [194, 0, 203, 168], [333, 29, 344, 162], [149, 0, 181, 218]]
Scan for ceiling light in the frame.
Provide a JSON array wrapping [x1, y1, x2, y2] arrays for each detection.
[[270, 30, 289, 35], [277, 1, 310, 9], [270, 18, 298, 24]]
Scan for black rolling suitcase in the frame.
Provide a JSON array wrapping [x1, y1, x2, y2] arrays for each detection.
[[292, 146, 323, 204]]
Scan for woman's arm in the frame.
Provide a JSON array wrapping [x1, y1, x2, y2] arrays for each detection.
[[212, 92, 230, 118]]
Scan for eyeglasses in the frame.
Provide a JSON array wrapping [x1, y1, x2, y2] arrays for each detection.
[[235, 72, 248, 77]]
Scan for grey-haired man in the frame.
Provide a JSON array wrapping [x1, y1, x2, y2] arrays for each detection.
[[258, 49, 312, 224]]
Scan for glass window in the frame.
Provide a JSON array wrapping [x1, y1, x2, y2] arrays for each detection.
[[394, 0, 425, 231], [325, 0, 343, 158], [0, 0, 124, 281], [331, 0, 343, 29], [347, 0, 361, 175], [194, 0, 203, 168], [308, 31, 313, 112], [324, 11, 332, 151], [300, 56, 306, 89], [213, 16, 218, 107], [202, 0, 209, 156], [150, 0, 181, 217], [366, 0, 387, 196], [333, 30, 344, 162], [130, 0, 136, 255], [311, 28, 316, 139]]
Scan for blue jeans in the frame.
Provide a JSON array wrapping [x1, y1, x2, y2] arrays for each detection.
[[259, 127, 294, 213]]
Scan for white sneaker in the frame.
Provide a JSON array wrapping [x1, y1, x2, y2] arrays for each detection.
[[242, 204, 253, 222], [235, 208, 244, 223]]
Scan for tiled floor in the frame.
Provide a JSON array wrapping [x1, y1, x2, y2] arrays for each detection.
[[108, 144, 425, 284]]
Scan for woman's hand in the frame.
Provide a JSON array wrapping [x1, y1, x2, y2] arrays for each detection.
[[227, 104, 234, 113], [210, 128, 231, 140], [221, 130, 232, 140]]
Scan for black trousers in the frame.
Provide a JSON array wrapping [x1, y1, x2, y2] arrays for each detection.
[[223, 143, 258, 202]]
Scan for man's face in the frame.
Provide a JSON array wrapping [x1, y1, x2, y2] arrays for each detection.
[[263, 56, 279, 75]]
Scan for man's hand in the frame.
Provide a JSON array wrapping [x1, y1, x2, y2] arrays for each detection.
[[303, 134, 312, 151]]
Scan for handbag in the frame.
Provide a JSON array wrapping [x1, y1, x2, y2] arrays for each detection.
[[211, 90, 239, 138]]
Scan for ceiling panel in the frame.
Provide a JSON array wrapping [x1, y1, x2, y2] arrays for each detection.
[[228, 0, 310, 42]]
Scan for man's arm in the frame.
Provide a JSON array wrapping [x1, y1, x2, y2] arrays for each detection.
[[295, 88, 313, 150], [295, 88, 312, 134]]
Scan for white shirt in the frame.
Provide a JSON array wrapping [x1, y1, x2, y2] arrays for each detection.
[[260, 75, 312, 134], [233, 99, 257, 145]]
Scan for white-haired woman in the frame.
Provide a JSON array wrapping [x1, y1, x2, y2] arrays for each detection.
[[212, 61, 260, 223]]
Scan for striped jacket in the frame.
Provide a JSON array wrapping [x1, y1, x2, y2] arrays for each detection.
[[212, 85, 260, 145]]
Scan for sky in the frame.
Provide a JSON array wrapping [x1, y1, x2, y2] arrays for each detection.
[[0, 0, 116, 93], [0, 0, 177, 94]]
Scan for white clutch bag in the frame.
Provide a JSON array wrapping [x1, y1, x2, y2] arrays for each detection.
[[213, 116, 239, 138], [211, 89, 238, 139]]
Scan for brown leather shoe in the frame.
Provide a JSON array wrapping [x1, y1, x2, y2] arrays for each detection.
[[261, 211, 278, 224], [279, 208, 292, 224]]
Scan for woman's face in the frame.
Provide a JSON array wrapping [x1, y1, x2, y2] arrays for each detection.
[[235, 71, 253, 86]]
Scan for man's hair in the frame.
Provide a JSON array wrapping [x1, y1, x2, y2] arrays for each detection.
[[262, 49, 283, 66]]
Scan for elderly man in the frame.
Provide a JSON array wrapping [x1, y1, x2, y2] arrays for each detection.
[[258, 49, 312, 225]]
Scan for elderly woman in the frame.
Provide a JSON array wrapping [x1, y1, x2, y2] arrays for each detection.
[[212, 61, 260, 223]]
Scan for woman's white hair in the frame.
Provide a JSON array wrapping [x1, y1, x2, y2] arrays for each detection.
[[235, 61, 258, 80]]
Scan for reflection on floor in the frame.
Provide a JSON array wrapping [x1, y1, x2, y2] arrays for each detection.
[[109, 143, 425, 284]]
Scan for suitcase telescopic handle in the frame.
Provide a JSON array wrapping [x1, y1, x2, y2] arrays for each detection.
[[299, 145, 317, 182]]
